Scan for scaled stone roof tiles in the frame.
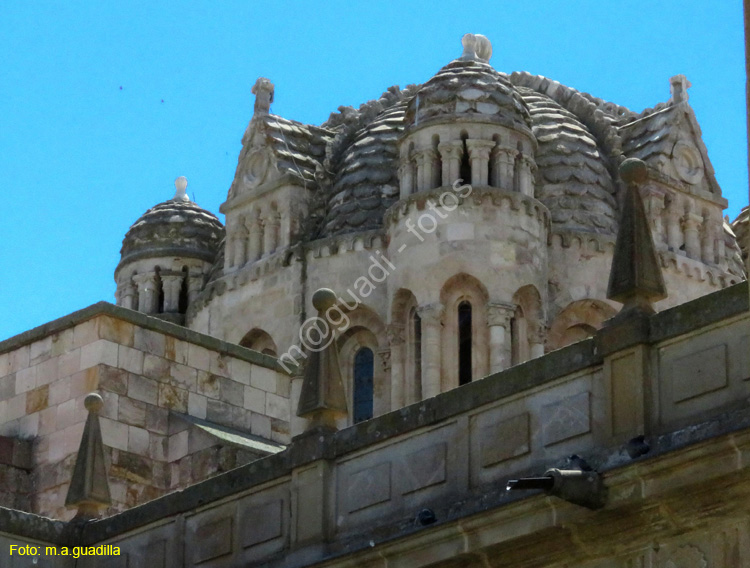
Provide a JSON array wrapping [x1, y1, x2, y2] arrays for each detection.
[[518, 87, 617, 234]]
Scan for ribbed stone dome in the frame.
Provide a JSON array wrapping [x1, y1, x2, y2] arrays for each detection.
[[404, 59, 530, 130], [324, 102, 406, 236], [116, 180, 224, 274], [518, 86, 618, 234]]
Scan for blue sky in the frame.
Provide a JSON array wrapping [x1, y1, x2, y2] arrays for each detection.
[[0, 0, 747, 341]]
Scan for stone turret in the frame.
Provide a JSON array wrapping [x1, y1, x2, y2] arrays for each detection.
[[114, 177, 224, 324]]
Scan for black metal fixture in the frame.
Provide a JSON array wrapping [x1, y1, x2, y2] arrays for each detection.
[[416, 508, 437, 526], [506, 467, 606, 510]]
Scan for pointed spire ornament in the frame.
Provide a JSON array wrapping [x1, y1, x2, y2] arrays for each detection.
[[607, 158, 667, 317], [296, 288, 348, 433], [65, 393, 112, 519]]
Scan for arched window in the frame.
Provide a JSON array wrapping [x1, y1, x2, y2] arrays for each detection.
[[459, 132, 471, 183], [439, 274, 489, 389], [353, 347, 374, 423], [411, 307, 422, 399], [155, 267, 165, 314], [458, 301, 472, 385], [239, 328, 278, 357], [178, 266, 189, 314]]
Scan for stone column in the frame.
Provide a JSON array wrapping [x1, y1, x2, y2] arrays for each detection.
[[529, 325, 546, 359], [387, 324, 405, 410], [717, 232, 727, 270], [264, 213, 280, 256], [133, 273, 158, 314], [161, 272, 184, 313], [399, 159, 415, 199], [417, 303, 443, 400], [187, 274, 204, 305], [415, 149, 438, 192], [665, 198, 682, 252], [491, 147, 516, 190], [682, 211, 702, 260], [248, 214, 263, 262], [641, 187, 665, 246], [438, 141, 464, 187], [233, 223, 248, 268], [701, 212, 715, 264], [516, 155, 536, 197], [486, 302, 514, 374], [119, 280, 136, 310], [466, 139, 495, 186], [224, 235, 235, 271]]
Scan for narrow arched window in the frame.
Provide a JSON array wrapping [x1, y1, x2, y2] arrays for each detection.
[[460, 133, 471, 184], [178, 267, 189, 314], [412, 309, 422, 394], [353, 347, 374, 423], [155, 267, 165, 313], [458, 301, 472, 385]]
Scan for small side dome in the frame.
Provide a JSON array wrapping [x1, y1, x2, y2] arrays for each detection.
[[114, 178, 224, 324], [117, 178, 224, 273]]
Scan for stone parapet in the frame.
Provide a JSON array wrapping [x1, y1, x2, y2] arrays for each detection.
[[0, 283, 744, 565]]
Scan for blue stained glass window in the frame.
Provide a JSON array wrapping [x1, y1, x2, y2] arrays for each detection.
[[353, 347, 374, 423]]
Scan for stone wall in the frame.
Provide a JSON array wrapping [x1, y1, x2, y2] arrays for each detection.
[[0, 438, 31, 511], [0, 303, 291, 520], [0, 283, 744, 567]]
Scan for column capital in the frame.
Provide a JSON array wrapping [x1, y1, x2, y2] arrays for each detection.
[[415, 148, 438, 163], [120, 279, 136, 295], [437, 140, 464, 157], [519, 154, 537, 170], [386, 324, 405, 346], [530, 324, 547, 344], [417, 302, 444, 324], [491, 146, 517, 159], [465, 138, 496, 160], [377, 348, 392, 372], [486, 302, 516, 327], [682, 212, 703, 229], [132, 272, 157, 288], [235, 222, 249, 237]]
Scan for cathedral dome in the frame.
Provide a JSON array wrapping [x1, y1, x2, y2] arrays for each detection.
[[116, 177, 224, 276], [404, 35, 530, 131]]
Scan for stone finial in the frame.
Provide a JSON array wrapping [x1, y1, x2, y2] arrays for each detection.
[[607, 158, 667, 316], [252, 77, 275, 114], [460, 33, 492, 63], [173, 176, 190, 202], [65, 393, 111, 519], [296, 289, 348, 433], [669, 74, 691, 103]]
